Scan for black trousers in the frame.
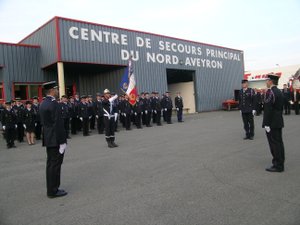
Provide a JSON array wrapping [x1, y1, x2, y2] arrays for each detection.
[[46, 146, 64, 195], [294, 102, 299, 115], [283, 101, 291, 114], [266, 128, 285, 170], [145, 111, 152, 126], [104, 117, 115, 141], [134, 113, 142, 128], [124, 113, 131, 130], [242, 113, 254, 138], [71, 118, 77, 134], [82, 118, 89, 136], [63, 118, 70, 137], [152, 110, 156, 123], [35, 121, 42, 139], [166, 109, 172, 123], [16, 122, 24, 142], [90, 115, 95, 129], [5, 127, 15, 147], [97, 116, 104, 134], [156, 111, 162, 125], [177, 108, 183, 122]]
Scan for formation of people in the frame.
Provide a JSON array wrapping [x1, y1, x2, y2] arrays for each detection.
[[0, 88, 185, 149]]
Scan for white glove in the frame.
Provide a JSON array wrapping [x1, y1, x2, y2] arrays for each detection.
[[252, 110, 256, 116], [264, 126, 271, 133], [2, 126, 5, 130], [176, 108, 179, 111], [124, 113, 126, 117], [80, 117, 83, 121], [109, 95, 118, 103], [35, 123, 37, 127], [154, 110, 157, 114], [114, 113, 118, 122], [134, 112, 137, 116], [23, 124, 27, 129], [164, 108, 167, 111], [15, 124, 17, 128], [59, 143, 67, 154], [96, 115, 99, 119], [145, 110, 148, 114], [89, 116, 92, 119]]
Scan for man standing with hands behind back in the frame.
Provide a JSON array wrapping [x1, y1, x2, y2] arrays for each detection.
[[263, 73, 285, 172], [40, 81, 68, 198], [238, 79, 256, 140]]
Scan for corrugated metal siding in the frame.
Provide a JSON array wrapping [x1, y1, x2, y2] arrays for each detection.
[[58, 18, 243, 111], [19, 19, 57, 67], [0, 44, 42, 100]]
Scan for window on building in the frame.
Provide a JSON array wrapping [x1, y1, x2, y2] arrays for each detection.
[[0, 84, 3, 100], [14, 83, 42, 100]]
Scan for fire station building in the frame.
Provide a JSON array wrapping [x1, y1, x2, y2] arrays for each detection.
[[0, 17, 244, 112]]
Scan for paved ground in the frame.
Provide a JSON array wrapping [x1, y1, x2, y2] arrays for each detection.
[[0, 111, 300, 225]]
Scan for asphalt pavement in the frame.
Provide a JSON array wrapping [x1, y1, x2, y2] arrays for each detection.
[[0, 111, 299, 225]]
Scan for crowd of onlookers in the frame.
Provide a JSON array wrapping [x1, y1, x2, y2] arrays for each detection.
[[0, 91, 185, 149]]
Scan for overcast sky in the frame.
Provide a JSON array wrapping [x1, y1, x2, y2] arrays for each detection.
[[0, 0, 299, 71]]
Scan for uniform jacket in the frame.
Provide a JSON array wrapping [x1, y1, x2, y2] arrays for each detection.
[[262, 86, 284, 129], [238, 88, 256, 113], [23, 108, 36, 127], [161, 96, 173, 109], [95, 100, 104, 117], [79, 102, 89, 118], [40, 96, 67, 147], [1, 109, 17, 129], [282, 89, 291, 102], [32, 103, 41, 122], [175, 96, 184, 108], [13, 105, 24, 123]]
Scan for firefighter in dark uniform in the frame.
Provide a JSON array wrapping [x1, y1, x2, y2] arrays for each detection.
[[69, 96, 78, 135], [161, 91, 173, 124], [144, 92, 152, 127], [263, 73, 285, 172], [39, 81, 67, 198], [282, 84, 291, 115], [291, 89, 300, 115], [95, 93, 104, 134], [175, 92, 184, 122], [132, 95, 142, 129], [123, 95, 132, 130], [74, 93, 82, 131], [79, 95, 89, 136], [238, 80, 256, 140], [151, 92, 157, 124], [13, 98, 25, 142], [23, 101, 36, 145], [87, 95, 96, 130], [32, 96, 42, 140], [60, 95, 71, 139], [102, 89, 118, 148], [1, 101, 17, 149], [140, 92, 146, 125], [154, 92, 162, 126]]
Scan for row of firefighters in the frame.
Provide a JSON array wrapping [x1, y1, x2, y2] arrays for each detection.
[[251, 86, 300, 115], [0, 91, 184, 148]]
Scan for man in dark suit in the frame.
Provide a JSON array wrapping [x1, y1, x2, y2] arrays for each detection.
[[175, 92, 184, 122], [40, 81, 68, 198], [1, 101, 17, 149], [291, 89, 300, 115], [263, 73, 285, 172], [238, 80, 256, 140], [282, 84, 291, 115]]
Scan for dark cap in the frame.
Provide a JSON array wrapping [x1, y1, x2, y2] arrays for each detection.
[[81, 95, 87, 99], [96, 92, 101, 96], [25, 101, 32, 105], [5, 101, 11, 105], [43, 81, 58, 90], [15, 97, 21, 101], [61, 95, 67, 98], [69, 96, 74, 99], [32, 96, 38, 100], [241, 79, 248, 83]]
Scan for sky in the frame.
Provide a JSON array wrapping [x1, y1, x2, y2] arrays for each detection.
[[0, 0, 299, 71]]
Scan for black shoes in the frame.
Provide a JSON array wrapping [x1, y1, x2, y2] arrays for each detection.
[[47, 189, 68, 198], [243, 136, 254, 140], [111, 142, 118, 147], [265, 166, 284, 173]]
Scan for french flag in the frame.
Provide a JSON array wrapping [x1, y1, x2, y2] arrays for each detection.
[[120, 57, 138, 105]]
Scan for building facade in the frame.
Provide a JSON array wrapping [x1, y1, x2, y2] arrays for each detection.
[[0, 17, 244, 112]]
